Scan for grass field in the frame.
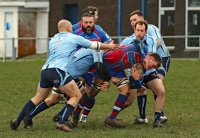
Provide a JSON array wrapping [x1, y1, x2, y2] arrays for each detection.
[[1, 59, 200, 138]]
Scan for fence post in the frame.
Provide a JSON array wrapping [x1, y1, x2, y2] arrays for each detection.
[[199, 36, 200, 59], [12, 38, 16, 61]]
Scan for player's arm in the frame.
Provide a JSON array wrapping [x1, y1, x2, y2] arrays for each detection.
[[120, 35, 134, 46], [134, 39, 146, 59], [147, 25, 162, 48], [75, 35, 120, 50], [146, 35, 157, 53]]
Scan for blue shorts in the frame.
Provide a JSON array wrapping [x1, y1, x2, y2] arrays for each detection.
[[129, 76, 143, 89], [142, 71, 159, 88], [93, 62, 126, 80], [39, 68, 73, 88], [157, 57, 170, 77], [80, 72, 94, 86]]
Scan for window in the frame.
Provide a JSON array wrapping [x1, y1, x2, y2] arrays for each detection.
[[186, 0, 200, 48], [64, 4, 78, 25], [159, 0, 175, 47], [161, 0, 175, 7], [188, 0, 200, 7]]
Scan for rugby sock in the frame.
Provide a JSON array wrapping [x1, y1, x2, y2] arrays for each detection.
[[57, 106, 65, 116], [154, 95, 165, 116], [26, 101, 49, 119], [82, 93, 92, 103], [137, 95, 147, 119], [57, 95, 71, 116], [154, 112, 161, 122], [82, 98, 95, 116], [59, 104, 74, 124], [109, 94, 128, 119], [17, 100, 36, 123], [73, 99, 84, 117], [65, 94, 70, 101]]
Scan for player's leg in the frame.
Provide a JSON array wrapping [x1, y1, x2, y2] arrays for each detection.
[[56, 78, 82, 132], [79, 73, 95, 123], [145, 76, 165, 127], [52, 80, 86, 122], [104, 73, 129, 128], [121, 76, 148, 124], [71, 77, 103, 128], [154, 57, 170, 123], [10, 69, 54, 130], [23, 89, 63, 128]]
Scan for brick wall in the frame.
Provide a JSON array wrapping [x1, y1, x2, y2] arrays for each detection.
[[49, 0, 143, 37], [18, 12, 36, 57], [49, 0, 199, 58]]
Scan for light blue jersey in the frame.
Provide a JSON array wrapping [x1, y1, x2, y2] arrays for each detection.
[[121, 34, 157, 76], [120, 34, 157, 53], [67, 48, 104, 79], [147, 24, 170, 57], [42, 32, 92, 72], [121, 24, 170, 58]]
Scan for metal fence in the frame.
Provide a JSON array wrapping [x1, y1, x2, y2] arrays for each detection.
[[0, 35, 200, 62]]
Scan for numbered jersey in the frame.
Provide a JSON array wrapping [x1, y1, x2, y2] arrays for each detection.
[[103, 42, 148, 71], [73, 26, 111, 43]]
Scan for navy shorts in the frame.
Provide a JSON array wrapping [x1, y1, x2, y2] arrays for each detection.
[[129, 76, 143, 89], [142, 71, 159, 88], [80, 72, 94, 86], [157, 57, 170, 77], [39, 68, 73, 88]]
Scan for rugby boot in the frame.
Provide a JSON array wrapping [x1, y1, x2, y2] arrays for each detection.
[[71, 114, 79, 128], [129, 116, 148, 124], [104, 117, 125, 128], [52, 114, 61, 122], [23, 116, 33, 129], [10, 119, 19, 130], [160, 115, 168, 124], [55, 122, 73, 132], [153, 120, 164, 128]]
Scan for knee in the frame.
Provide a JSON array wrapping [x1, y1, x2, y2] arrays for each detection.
[[77, 92, 82, 100], [124, 100, 133, 107], [137, 88, 146, 96], [155, 88, 165, 97], [45, 96, 61, 106], [87, 89, 99, 98]]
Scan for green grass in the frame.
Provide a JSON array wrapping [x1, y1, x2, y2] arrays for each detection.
[[1, 60, 200, 138]]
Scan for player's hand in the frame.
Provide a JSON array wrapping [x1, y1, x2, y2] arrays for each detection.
[[108, 40, 120, 51], [130, 66, 143, 80], [111, 77, 120, 84], [100, 81, 110, 91]]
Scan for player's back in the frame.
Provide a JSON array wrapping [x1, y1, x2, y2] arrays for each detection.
[[147, 24, 170, 57], [42, 32, 92, 71], [103, 44, 144, 70], [67, 48, 94, 79]]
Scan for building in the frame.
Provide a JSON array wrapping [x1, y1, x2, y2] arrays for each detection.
[[0, 0, 199, 58], [49, 0, 200, 58], [0, 0, 49, 58]]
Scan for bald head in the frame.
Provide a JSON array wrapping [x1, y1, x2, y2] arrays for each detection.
[[57, 19, 72, 33]]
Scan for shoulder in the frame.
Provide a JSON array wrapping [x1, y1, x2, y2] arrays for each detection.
[[121, 34, 134, 43], [147, 24, 160, 33], [94, 27, 106, 34], [145, 34, 156, 40], [148, 24, 158, 29], [94, 24, 103, 30], [94, 27, 111, 39], [72, 22, 81, 31], [73, 28, 83, 35], [72, 21, 81, 26]]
